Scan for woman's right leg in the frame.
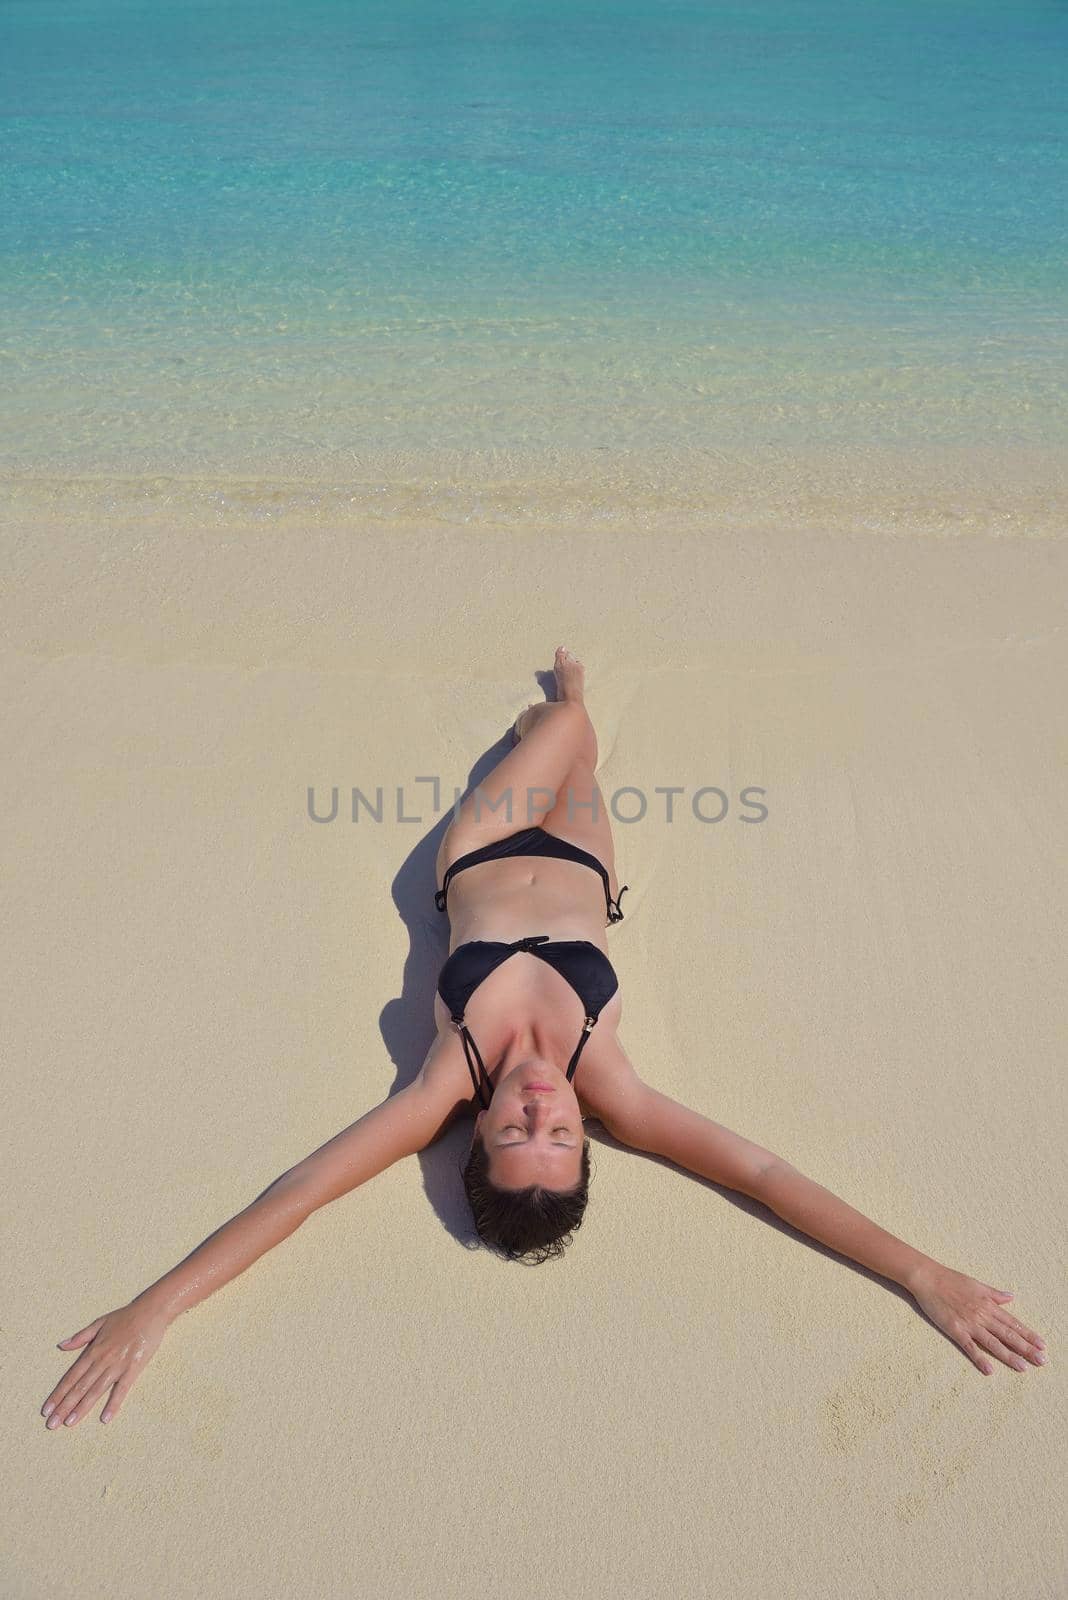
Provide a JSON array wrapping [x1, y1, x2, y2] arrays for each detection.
[[539, 751, 622, 907], [517, 663, 622, 902]]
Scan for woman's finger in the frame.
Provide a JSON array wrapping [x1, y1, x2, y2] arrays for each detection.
[[60, 1368, 117, 1428], [958, 1333, 994, 1375], [42, 1318, 107, 1418], [45, 1360, 105, 1427], [993, 1310, 1045, 1348], [991, 1314, 1046, 1358], [985, 1319, 1045, 1365], [100, 1371, 137, 1423], [57, 1318, 104, 1350], [42, 1358, 92, 1419], [973, 1327, 1032, 1372]]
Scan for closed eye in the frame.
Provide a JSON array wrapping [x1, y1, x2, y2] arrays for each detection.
[[500, 1124, 577, 1146]]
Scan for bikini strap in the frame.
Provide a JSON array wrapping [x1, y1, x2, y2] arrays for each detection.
[[435, 858, 463, 914], [607, 884, 629, 924], [452, 1013, 493, 1110], [566, 1014, 599, 1081], [455, 1002, 599, 1107]]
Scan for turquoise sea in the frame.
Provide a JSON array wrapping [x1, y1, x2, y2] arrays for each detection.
[[2, 0, 1065, 521]]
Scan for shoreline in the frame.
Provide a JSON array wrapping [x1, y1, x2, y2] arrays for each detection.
[[2, 440, 1066, 542]]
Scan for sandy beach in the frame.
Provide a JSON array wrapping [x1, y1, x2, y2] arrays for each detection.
[[5, 458, 1066, 1597], [5, 0, 1067, 1583]]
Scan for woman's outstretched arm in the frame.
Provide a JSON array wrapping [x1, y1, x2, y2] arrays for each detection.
[[600, 1077, 1048, 1378], [130, 1070, 460, 1324], [40, 1034, 466, 1431]]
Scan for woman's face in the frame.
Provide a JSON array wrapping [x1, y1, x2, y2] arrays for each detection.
[[474, 1059, 585, 1192]]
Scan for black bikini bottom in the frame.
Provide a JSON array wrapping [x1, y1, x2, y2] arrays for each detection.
[[434, 824, 628, 924]]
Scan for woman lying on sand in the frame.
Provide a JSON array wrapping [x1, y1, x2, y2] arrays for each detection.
[[41, 647, 1046, 1430]]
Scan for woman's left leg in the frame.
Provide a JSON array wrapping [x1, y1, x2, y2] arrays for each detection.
[[436, 647, 610, 884], [436, 699, 595, 880]]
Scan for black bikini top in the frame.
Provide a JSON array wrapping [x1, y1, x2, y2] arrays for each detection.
[[437, 934, 619, 1110]]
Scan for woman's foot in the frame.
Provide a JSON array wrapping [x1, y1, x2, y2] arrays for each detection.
[[513, 648, 586, 742], [553, 645, 585, 704]]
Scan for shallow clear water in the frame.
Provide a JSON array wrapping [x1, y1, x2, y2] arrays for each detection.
[[2, 0, 1066, 492]]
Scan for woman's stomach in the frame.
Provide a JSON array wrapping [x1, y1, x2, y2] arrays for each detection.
[[443, 856, 611, 953]]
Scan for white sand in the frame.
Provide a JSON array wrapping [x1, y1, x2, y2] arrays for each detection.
[[5, 474, 1065, 1599]]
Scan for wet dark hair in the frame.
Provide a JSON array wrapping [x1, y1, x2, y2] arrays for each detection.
[[460, 1128, 593, 1264]]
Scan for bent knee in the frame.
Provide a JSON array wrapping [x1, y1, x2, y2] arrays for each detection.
[[557, 701, 598, 766]]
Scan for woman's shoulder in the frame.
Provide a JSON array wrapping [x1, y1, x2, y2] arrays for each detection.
[[576, 1015, 646, 1128]]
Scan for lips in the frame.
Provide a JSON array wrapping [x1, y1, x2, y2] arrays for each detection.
[[522, 1083, 555, 1092]]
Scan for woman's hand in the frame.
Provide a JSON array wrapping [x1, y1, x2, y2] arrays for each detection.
[[908, 1262, 1047, 1375], [40, 1300, 171, 1429]]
